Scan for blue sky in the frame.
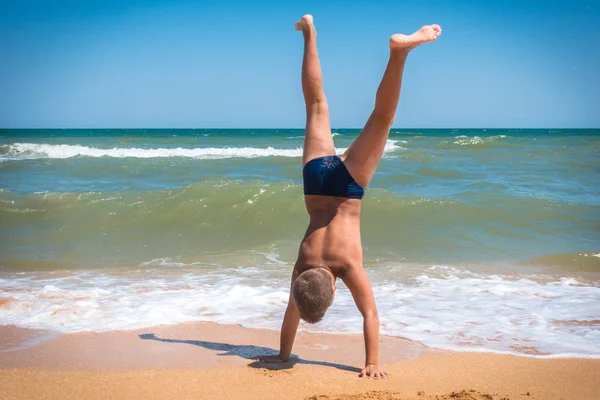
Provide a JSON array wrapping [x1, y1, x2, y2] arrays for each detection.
[[1, 0, 599, 128]]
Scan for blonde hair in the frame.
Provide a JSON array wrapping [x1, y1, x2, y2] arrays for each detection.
[[292, 268, 334, 323]]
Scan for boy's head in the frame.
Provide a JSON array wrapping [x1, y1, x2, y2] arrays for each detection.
[[292, 267, 336, 324]]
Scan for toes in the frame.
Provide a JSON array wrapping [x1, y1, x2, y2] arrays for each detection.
[[302, 14, 313, 25]]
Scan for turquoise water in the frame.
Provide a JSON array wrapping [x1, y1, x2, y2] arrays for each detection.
[[1, 129, 598, 264], [1, 129, 599, 357]]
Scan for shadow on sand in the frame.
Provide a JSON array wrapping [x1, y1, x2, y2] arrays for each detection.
[[139, 333, 361, 373]]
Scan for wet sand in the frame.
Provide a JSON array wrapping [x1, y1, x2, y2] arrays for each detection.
[[1, 322, 599, 400]]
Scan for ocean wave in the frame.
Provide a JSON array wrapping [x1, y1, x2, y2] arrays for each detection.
[[2, 181, 585, 228], [1, 181, 593, 267], [519, 252, 600, 272], [0, 140, 402, 160], [1, 265, 598, 358], [287, 133, 343, 139], [451, 135, 508, 146]]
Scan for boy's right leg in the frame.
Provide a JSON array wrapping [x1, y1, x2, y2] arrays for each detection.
[[295, 15, 336, 167]]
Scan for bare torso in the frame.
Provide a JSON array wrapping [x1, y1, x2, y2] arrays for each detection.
[[295, 195, 363, 279]]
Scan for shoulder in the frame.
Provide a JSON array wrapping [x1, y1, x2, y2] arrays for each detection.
[[339, 261, 365, 283]]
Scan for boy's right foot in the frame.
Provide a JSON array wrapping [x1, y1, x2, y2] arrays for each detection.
[[294, 14, 315, 35], [390, 24, 442, 52]]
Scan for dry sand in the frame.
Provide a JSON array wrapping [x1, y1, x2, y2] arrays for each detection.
[[1, 322, 599, 400]]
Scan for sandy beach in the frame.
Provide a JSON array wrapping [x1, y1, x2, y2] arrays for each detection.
[[2, 0, 599, 398], [1, 322, 599, 400]]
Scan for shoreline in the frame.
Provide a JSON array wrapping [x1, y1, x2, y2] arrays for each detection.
[[2, 322, 599, 361], [0, 322, 440, 370], [2, 322, 599, 400]]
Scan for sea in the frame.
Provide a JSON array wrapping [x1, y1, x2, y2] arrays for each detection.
[[1, 128, 599, 358]]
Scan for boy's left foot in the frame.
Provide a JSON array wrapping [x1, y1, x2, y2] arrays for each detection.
[[390, 24, 442, 52], [294, 14, 316, 35]]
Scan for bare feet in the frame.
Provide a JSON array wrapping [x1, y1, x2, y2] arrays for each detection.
[[390, 24, 442, 52], [294, 14, 315, 35]]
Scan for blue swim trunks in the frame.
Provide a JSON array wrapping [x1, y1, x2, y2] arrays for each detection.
[[302, 155, 366, 199]]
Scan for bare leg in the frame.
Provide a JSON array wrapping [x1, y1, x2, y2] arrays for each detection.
[[295, 14, 335, 167], [343, 25, 442, 188]]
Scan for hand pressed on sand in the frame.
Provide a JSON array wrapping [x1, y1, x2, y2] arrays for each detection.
[[360, 364, 390, 379]]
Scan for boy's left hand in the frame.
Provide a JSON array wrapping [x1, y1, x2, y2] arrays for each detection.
[[359, 364, 389, 379]]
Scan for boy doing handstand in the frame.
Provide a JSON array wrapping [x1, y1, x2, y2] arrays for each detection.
[[259, 15, 441, 378]]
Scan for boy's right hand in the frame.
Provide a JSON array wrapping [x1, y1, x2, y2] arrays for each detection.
[[257, 354, 291, 363]]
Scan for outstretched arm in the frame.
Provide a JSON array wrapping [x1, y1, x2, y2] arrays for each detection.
[[259, 271, 300, 362], [278, 293, 301, 361], [343, 266, 389, 378]]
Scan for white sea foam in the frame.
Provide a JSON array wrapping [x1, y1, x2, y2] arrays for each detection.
[[1, 141, 402, 160], [140, 258, 207, 267], [453, 135, 507, 146], [2, 143, 304, 159], [1, 264, 598, 358]]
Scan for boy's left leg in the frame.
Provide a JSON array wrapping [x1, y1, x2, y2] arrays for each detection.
[[342, 25, 441, 188]]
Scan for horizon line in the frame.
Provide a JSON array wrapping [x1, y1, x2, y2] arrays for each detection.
[[1, 127, 599, 130]]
